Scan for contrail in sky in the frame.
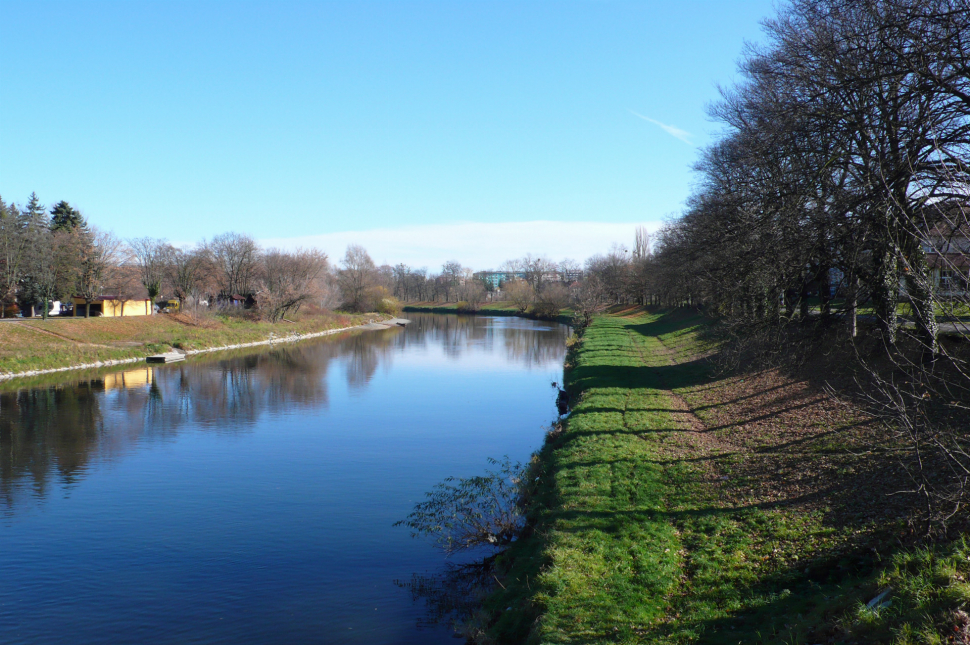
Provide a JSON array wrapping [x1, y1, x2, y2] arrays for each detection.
[[629, 110, 694, 145]]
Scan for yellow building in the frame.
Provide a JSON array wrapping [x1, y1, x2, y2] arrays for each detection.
[[103, 367, 154, 390], [72, 295, 153, 317]]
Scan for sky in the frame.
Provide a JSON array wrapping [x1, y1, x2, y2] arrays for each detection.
[[0, 0, 775, 270]]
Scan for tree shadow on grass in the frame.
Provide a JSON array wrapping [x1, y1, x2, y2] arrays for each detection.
[[568, 359, 715, 394], [626, 307, 710, 339]]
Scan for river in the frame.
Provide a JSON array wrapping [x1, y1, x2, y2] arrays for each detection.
[[0, 313, 568, 645]]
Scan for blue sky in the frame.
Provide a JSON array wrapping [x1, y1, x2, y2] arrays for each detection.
[[0, 0, 774, 269]]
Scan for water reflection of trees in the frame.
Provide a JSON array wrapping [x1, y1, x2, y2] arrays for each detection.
[[0, 384, 104, 507], [403, 313, 569, 368], [0, 333, 367, 509], [395, 560, 497, 636], [0, 315, 567, 510]]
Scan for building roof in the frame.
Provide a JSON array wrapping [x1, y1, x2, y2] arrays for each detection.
[[73, 295, 152, 302]]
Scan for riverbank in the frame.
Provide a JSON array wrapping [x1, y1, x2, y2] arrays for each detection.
[[0, 311, 377, 380], [483, 308, 969, 643], [402, 302, 574, 326]]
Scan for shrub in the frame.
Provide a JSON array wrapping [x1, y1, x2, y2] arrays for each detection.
[[376, 296, 402, 315], [504, 280, 534, 313], [528, 300, 560, 318], [395, 457, 528, 554]]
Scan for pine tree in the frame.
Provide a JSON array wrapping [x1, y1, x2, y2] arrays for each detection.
[[24, 192, 46, 223], [50, 201, 85, 232]]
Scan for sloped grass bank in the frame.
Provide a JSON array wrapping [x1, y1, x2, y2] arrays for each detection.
[[484, 310, 969, 644], [0, 312, 365, 376]]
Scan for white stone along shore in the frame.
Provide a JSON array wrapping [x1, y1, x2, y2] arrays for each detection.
[[0, 317, 410, 382]]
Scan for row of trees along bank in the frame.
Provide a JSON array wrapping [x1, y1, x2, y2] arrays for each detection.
[[0, 194, 330, 322], [0, 190, 654, 325], [648, 0, 970, 533]]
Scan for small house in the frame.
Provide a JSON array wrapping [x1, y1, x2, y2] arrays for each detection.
[[72, 295, 153, 317]]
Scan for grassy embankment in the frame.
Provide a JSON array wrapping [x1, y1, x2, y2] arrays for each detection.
[[483, 308, 970, 644], [0, 311, 367, 376]]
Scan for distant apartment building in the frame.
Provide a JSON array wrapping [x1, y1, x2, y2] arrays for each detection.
[[474, 271, 527, 289], [473, 268, 583, 289], [924, 224, 970, 297]]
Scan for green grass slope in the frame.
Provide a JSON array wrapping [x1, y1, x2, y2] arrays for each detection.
[[484, 310, 970, 644]]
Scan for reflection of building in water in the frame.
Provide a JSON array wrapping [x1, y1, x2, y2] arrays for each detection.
[[0, 340, 341, 511], [0, 315, 567, 512], [103, 367, 154, 390]]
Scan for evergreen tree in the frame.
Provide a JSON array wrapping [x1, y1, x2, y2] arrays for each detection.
[[17, 193, 61, 317], [24, 192, 46, 223], [50, 201, 85, 232]]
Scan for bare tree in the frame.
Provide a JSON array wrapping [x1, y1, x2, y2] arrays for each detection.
[[129, 237, 172, 311], [441, 261, 463, 302], [210, 232, 260, 301], [260, 248, 328, 322], [76, 229, 122, 317], [338, 244, 377, 312], [557, 258, 582, 284], [644, 0, 970, 532], [167, 246, 213, 311], [585, 245, 629, 304], [505, 279, 534, 313], [633, 226, 651, 261], [0, 198, 30, 315], [532, 282, 570, 318], [573, 274, 608, 327], [520, 254, 557, 297], [106, 247, 142, 316]]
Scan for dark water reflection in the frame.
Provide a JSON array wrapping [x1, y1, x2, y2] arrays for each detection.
[[0, 313, 568, 644]]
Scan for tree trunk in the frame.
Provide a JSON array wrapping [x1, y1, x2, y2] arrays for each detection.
[[819, 265, 831, 320], [873, 246, 900, 345], [848, 275, 858, 338], [799, 279, 810, 320], [902, 238, 939, 358]]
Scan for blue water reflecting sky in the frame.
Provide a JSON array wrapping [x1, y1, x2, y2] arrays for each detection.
[[0, 314, 568, 644]]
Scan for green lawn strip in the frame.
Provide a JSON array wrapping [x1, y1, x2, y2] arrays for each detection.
[[0, 323, 141, 373], [486, 309, 970, 644], [487, 313, 689, 643], [640, 314, 879, 643], [0, 313, 366, 376], [648, 312, 970, 643]]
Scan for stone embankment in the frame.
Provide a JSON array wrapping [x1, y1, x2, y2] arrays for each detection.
[[0, 316, 409, 382]]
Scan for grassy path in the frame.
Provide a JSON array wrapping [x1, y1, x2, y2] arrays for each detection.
[[484, 309, 970, 644]]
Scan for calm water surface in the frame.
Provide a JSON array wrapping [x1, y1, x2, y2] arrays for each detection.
[[0, 313, 569, 644]]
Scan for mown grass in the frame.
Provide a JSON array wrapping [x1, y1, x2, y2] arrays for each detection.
[[0, 311, 364, 375], [484, 309, 968, 644]]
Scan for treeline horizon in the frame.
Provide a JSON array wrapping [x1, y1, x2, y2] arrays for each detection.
[[0, 191, 654, 321]]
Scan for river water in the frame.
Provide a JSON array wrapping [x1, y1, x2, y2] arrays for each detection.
[[0, 313, 569, 645]]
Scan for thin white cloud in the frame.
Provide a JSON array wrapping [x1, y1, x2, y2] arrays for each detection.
[[259, 220, 663, 271], [629, 110, 694, 145]]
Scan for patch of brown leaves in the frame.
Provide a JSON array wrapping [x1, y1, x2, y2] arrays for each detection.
[[655, 335, 918, 535], [169, 312, 222, 329]]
